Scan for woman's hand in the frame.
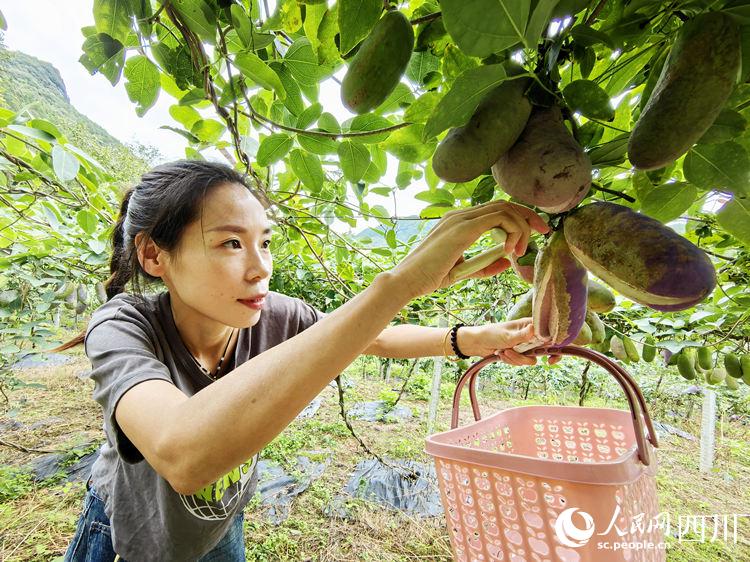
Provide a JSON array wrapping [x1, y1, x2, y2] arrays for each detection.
[[390, 201, 549, 299], [456, 319, 563, 366]]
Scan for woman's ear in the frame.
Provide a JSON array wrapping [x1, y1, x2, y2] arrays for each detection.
[[135, 232, 168, 278]]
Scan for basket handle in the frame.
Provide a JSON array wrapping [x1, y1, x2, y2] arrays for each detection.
[[449, 345, 658, 466]]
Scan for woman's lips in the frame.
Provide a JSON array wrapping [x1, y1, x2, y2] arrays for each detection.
[[239, 297, 265, 310]]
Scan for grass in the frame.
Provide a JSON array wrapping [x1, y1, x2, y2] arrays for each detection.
[[1, 351, 749, 560]]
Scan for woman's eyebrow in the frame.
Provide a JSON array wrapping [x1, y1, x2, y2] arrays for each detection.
[[207, 225, 273, 234]]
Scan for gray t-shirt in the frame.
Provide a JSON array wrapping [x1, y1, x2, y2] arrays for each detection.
[[84, 290, 325, 561]]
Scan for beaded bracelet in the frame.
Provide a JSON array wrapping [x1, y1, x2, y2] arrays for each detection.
[[450, 323, 470, 359]]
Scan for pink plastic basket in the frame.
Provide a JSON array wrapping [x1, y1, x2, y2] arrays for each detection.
[[425, 346, 665, 562]]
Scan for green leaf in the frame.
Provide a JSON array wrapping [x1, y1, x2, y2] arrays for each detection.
[[297, 103, 323, 129], [563, 80, 614, 121], [235, 52, 287, 99], [337, 141, 370, 182], [570, 24, 615, 49], [0, 9, 6, 31], [404, 92, 442, 124], [297, 133, 338, 155], [169, 105, 201, 129], [76, 210, 98, 235], [338, 0, 382, 55], [406, 51, 440, 85], [270, 63, 302, 115], [124, 55, 160, 116], [440, 0, 530, 57], [384, 125, 436, 163], [79, 33, 125, 86], [230, 4, 255, 48], [256, 133, 293, 166], [415, 188, 454, 205], [385, 229, 398, 249], [698, 109, 747, 145], [525, 0, 559, 47], [587, 134, 629, 166], [26, 119, 63, 140], [171, 0, 216, 44], [716, 195, 750, 245], [51, 145, 80, 182], [345, 115, 394, 144], [420, 203, 453, 219], [640, 182, 697, 223], [289, 149, 325, 193], [93, 0, 132, 44], [424, 64, 507, 139], [472, 176, 496, 205], [284, 38, 330, 86], [191, 119, 225, 143], [683, 142, 750, 194]]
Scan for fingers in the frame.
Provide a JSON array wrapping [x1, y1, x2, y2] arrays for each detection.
[[468, 210, 532, 256], [495, 349, 536, 366], [503, 321, 536, 348], [548, 354, 563, 365], [468, 257, 511, 279]]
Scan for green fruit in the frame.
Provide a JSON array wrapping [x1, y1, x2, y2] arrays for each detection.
[[697, 346, 713, 370], [573, 322, 593, 345], [623, 336, 639, 362], [726, 376, 740, 391], [741, 354, 750, 378], [639, 46, 669, 112], [432, 77, 531, 183], [610, 335, 629, 363], [64, 290, 77, 310], [506, 289, 533, 321], [77, 284, 89, 305], [587, 280, 616, 313], [724, 353, 743, 379], [492, 105, 591, 213], [54, 281, 75, 299], [742, 371, 750, 386], [628, 12, 741, 170], [707, 367, 727, 385], [585, 310, 606, 344], [642, 336, 656, 363], [96, 282, 108, 304], [677, 353, 697, 380], [341, 10, 414, 114]]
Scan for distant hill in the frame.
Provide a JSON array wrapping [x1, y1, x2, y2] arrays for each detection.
[[354, 216, 437, 246], [0, 47, 155, 182]]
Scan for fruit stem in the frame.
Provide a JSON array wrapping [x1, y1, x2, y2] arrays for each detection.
[[450, 229, 508, 282]]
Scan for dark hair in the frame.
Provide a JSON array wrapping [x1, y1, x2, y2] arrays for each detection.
[[52, 160, 259, 351]]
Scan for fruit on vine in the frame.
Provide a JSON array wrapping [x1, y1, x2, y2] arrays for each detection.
[[573, 321, 592, 345], [432, 77, 531, 183], [628, 12, 741, 170], [623, 336, 639, 362], [726, 376, 740, 391], [54, 282, 75, 299], [96, 282, 107, 305], [506, 289, 533, 321], [724, 353, 743, 378], [707, 367, 727, 385], [75, 300, 86, 315], [585, 309, 605, 344], [341, 10, 414, 114], [492, 105, 591, 213], [642, 336, 656, 363], [678, 352, 697, 380], [587, 280, 616, 313], [741, 354, 750, 379], [77, 284, 88, 305], [610, 335, 629, 363], [64, 290, 77, 310], [697, 346, 713, 370], [532, 229, 588, 346], [564, 202, 716, 311]]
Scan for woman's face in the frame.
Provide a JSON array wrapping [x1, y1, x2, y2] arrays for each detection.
[[163, 181, 273, 329]]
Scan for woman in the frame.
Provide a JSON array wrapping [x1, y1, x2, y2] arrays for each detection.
[[54, 160, 549, 561]]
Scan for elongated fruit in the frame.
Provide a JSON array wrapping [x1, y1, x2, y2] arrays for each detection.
[[725, 353, 743, 378], [586, 310, 605, 344], [341, 10, 414, 114], [642, 336, 656, 363], [623, 336, 639, 362], [707, 367, 727, 385], [697, 346, 713, 370], [507, 289, 533, 321], [588, 280, 615, 313], [564, 202, 716, 311], [610, 335, 629, 363], [678, 353, 697, 380], [532, 229, 589, 346], [628, 12, 741, 170], [432, 77, 531, 183]]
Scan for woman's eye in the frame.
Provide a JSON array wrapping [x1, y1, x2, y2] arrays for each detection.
[[262, 240, 272, 249], [224, 239, 242, 249]]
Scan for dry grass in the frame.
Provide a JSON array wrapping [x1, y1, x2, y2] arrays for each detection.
[[1, 350, 749, 561]]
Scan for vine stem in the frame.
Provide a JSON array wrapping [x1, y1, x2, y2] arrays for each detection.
[[238, 108, 410, 139], [591, 183, 636, 203], [410, 12, 441, 26], [585, 0, 608, 25]]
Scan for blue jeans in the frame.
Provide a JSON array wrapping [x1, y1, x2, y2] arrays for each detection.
[[64, 479, 246, 561]]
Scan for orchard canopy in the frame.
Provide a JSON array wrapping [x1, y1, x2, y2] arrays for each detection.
[[0, 0, 749, 374]]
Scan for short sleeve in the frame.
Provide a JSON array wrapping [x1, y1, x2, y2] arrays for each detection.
[[84, 309, 173, 464], [297, 299, 327, 332]]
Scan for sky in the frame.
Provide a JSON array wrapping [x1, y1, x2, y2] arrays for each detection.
[[0, 1, 426, 228]]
